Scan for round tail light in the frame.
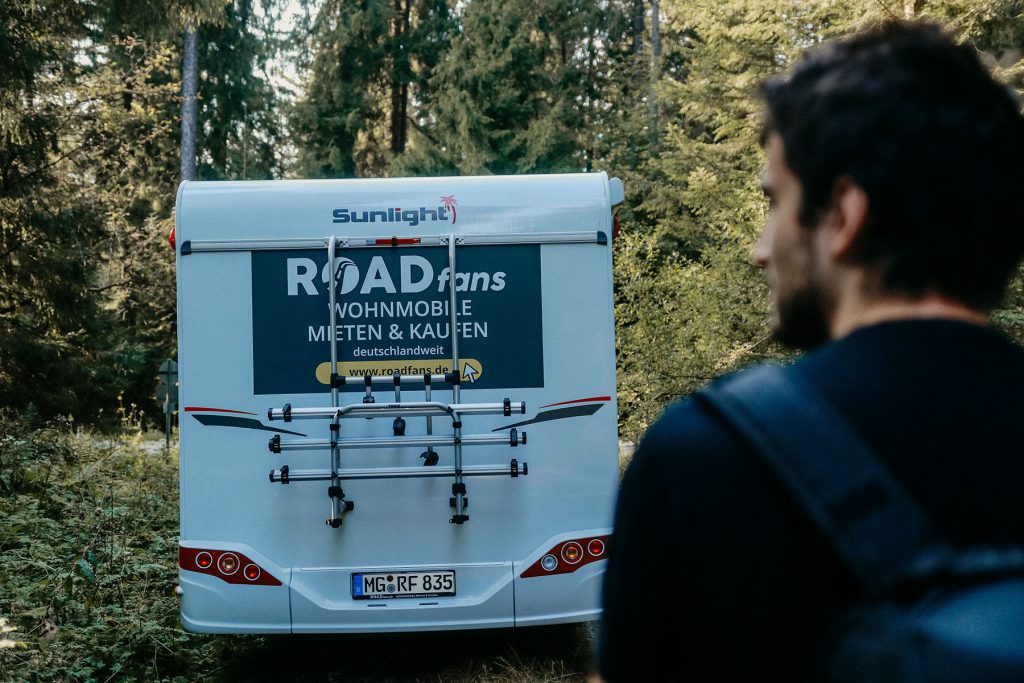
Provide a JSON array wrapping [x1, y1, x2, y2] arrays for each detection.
[[218, 552, 240, 575], [541, 554, 558, 572], [561, 542, 583, 564], [588, 539, 606, 557], [195, 551, 213, 569], [243, 564, 261, 581]]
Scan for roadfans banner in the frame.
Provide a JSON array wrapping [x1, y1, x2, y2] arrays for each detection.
[[251, 245, 544, 394]]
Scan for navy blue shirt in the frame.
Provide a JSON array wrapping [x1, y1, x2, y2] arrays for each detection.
[[599, 320, 1024, 681]]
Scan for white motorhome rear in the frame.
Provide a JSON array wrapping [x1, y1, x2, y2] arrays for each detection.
[[175, 173, 622, 632]]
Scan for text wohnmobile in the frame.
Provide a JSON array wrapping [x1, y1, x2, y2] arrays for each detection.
[[330, 299, 474, 320]]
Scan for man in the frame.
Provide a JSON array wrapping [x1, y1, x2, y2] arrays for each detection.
[[598, 20, 1024, 682]]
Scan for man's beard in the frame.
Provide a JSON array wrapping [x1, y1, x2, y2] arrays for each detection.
[[772, 282, 831, 350]]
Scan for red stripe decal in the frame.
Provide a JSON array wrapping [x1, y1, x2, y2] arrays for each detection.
[[179, 547, 282, 586], [184, 406, 258, 415], [539, 396, 612, 409]]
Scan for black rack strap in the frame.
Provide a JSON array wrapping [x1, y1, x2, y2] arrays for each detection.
[[696, 364, 949, 598]]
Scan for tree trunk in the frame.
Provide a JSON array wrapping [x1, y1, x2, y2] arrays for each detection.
[[631, 0, 644, 54], [390, 0, 411, 154], [180, 28, 198, 182], [649, 0, 660, 147]]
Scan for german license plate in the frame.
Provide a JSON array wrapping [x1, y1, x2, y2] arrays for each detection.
[[351, 570, 456, 600]]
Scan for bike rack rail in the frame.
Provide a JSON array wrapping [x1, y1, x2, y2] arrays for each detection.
[[253, 232, 561, 527]]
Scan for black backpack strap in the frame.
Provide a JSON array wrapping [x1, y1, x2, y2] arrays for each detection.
[[695, 364, 950, 598]]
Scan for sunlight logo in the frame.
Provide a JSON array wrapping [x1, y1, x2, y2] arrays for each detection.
[[331, 195, 458, 227]]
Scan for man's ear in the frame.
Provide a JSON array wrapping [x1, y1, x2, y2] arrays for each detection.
[[826, 176, 870, 260]]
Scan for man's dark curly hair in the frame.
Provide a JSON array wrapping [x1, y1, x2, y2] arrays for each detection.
[[760, 20, 1024, 310]]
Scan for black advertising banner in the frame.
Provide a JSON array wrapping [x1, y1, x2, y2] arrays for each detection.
[[251, 245, 544, 394]]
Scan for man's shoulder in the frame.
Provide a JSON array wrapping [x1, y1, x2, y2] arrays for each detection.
[[642, 362, 803, 445], [628, 360, 823, 491], [630, 367, 788, 478], [638, 394, 736, 462]]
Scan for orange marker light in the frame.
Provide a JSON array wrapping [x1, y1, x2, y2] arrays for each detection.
[[561, 542, 583, 564]]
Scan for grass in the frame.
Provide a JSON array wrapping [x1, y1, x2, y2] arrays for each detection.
[[0, 412, 596, 682], [205, 626, 595, 682]]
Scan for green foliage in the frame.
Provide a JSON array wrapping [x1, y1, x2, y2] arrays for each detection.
[[0, 1, 140, 419], [198, 0, 284, 180], [291, 0, 458, 177], [290, 0, 395, 177], [613, 0, 1024, 432], [396, 0, 632, 175], [0, 411, 218, 681], [615, 232, 773, 437], [292, 0, 635, 178], [613, 0, 820, 431], [0, 412, 596, 681], [77, 38, 185, 422], [0, 0, 285, 425]]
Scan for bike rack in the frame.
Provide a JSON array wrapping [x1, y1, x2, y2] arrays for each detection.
[[264, 233, 530, 528]]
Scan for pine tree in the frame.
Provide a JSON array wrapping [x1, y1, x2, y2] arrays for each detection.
[[197, 0, 284, 180], [0, 0, 277, 421], [395, 0, 630, 175], [617, 0, 868, 433], [290, 0, 456, 177], [0, 1, 128, 416]]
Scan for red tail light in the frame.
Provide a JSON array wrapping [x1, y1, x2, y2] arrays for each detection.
[[521, 535, 610, 578], [612, 215, 620, 240], [169, 225, 176, 249], [179, 547, 281, 586]]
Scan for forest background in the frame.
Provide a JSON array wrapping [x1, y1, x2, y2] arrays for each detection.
[[3, 0, 1024, 438], [2, 1, 1024, 681]]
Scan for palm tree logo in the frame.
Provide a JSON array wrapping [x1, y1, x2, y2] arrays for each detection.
[[440, 195, 457, 224]]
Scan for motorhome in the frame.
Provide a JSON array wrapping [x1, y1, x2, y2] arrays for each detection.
[[174, 173, 622, 632]]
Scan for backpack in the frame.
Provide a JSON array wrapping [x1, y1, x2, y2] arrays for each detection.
[[696, 365, 1024, 683]]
